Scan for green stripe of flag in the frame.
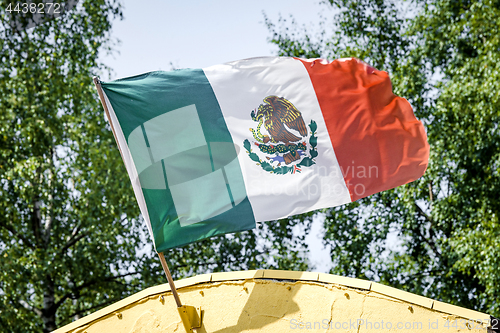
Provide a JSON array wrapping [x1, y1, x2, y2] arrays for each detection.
[[102, 70, 256, 251]]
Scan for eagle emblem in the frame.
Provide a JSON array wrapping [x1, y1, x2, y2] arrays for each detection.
[[243, 96, 318, 175]]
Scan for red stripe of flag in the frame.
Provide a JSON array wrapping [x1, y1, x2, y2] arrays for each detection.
[[297, 58, 429, 201]]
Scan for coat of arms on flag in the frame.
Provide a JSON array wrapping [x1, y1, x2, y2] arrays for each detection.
[[245, 95, 318, 175]]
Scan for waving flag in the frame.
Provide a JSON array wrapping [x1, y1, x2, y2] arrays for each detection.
[[97, 57, 429, 252]]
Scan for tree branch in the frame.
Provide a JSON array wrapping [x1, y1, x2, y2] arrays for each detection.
[[428, 182, 434, 202], [43, 146, 56, 247], [60, 297, 122, 324], [54, 271, 142, 310], [413, 204, 441, 259], [31, 199, 42, 248], [12, 297, 43, 317], [59, 231, 89, 255], [415, 203, 433, 224], [409, 268, 445, 279], [0, 220, 35, 249]]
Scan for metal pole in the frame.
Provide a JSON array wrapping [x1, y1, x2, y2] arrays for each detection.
[[158, 252, 182, 308], [92, 77, 113, 134]]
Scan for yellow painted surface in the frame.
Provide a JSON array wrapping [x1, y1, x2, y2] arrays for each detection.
[[54, 270, 490, 333], [318, 272, 372, 290], [211, 270, 263, 282], [370, 282, 434, 309]]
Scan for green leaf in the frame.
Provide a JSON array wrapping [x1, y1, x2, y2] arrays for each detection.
[[309, 120, 317, 133]]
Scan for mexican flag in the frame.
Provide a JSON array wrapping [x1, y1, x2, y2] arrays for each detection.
[[97, 57, 429, 252]]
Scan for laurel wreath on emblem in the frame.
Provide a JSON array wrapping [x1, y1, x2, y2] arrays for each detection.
[[243, 96, 318, 175]]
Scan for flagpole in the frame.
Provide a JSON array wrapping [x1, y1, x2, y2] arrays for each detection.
[[156, 254, 203, 332], [92, 77, 125, 161], [157, 252, 182, 307], [92, 77, 114, 137]]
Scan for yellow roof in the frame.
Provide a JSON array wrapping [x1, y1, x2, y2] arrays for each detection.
[[54, 270, 491, 333]]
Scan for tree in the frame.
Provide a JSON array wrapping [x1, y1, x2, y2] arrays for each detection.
[[0, 1, 146, 331], [0, 2, 312, 331], [266, 0, 500, 317]]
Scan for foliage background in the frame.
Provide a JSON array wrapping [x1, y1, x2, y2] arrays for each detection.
[[0, 0, 498, 331]]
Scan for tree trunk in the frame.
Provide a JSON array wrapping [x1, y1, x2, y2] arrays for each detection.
[[42, 276, 56, 333]]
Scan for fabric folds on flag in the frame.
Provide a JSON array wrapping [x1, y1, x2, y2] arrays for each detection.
[[99, 57, 429, 252]]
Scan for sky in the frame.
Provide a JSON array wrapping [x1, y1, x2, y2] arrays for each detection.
[[101, 0, 335, 272], [101, 0, 330, 79]]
